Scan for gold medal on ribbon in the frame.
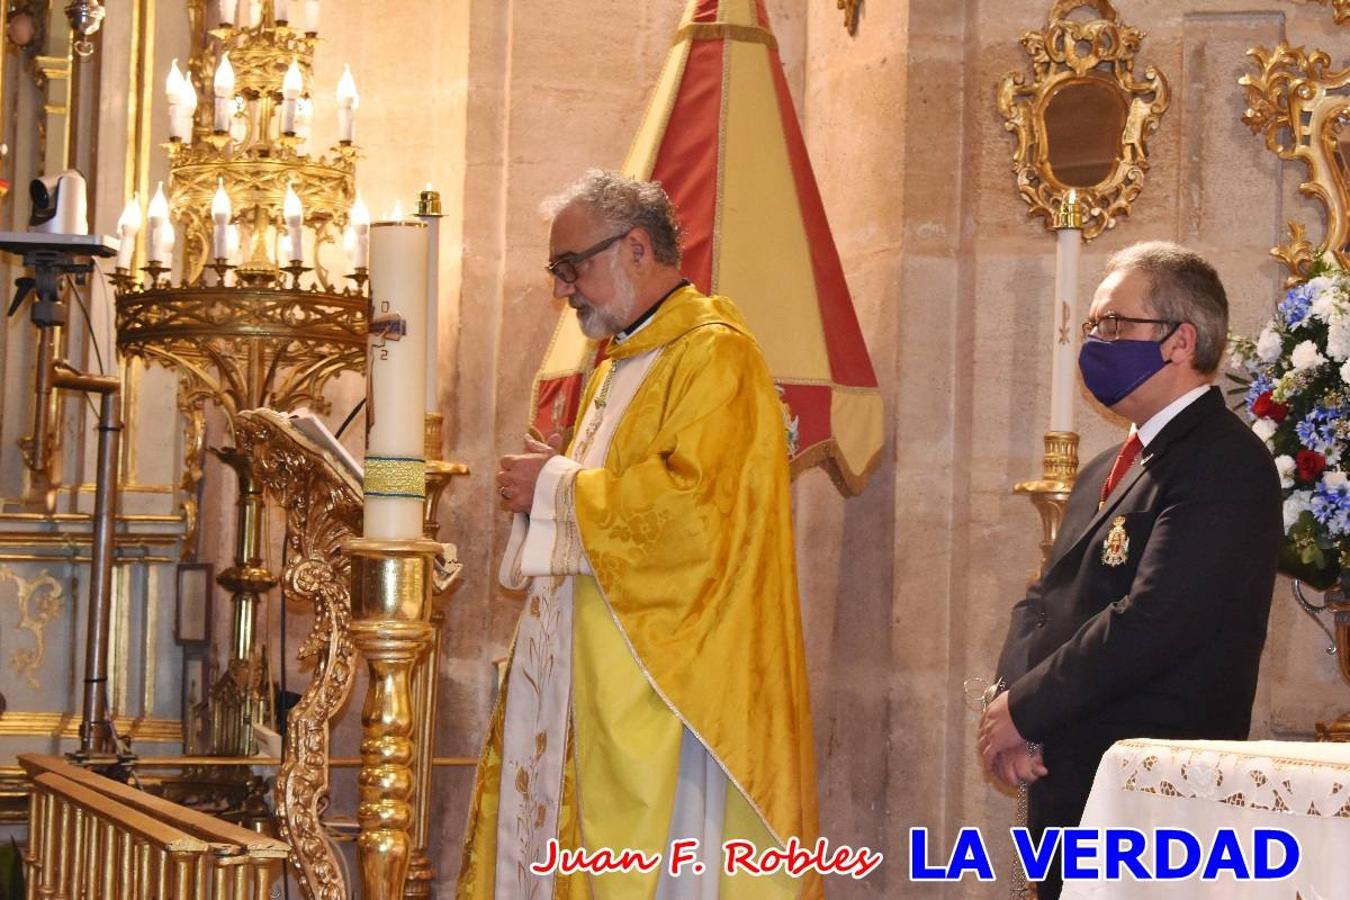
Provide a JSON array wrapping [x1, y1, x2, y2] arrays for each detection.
[[1102, 516, 1130, 567]]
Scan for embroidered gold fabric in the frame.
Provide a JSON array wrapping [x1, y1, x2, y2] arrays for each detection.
[[364, 457, 427, 498]]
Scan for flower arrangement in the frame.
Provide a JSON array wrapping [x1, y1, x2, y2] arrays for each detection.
[[1231, 264, 1350, 590]]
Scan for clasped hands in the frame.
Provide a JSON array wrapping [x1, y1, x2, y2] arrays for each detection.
[[496, 432, 563, 515], [977, 691, 1048, 790]]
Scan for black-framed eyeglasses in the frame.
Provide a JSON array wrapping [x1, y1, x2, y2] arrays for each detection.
[[1081, 313, 1180, 342], [545, 230, 630, 284]]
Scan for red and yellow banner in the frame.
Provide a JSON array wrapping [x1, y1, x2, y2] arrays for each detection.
[[532, 0, 882, 495]]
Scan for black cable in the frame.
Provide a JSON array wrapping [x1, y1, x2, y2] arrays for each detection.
[[65, 273, 105, 419], [334, 398, 365, 440]]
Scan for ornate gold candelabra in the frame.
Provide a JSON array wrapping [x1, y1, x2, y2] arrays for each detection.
[[114, 0, 366, 756]]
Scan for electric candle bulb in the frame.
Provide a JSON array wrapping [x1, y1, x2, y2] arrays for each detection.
[[147, 182, 169, 262], [274, 0, 289, 23], [213, 53, 235, 132], [302, 0, 319, 34], [211, 179, 231, 260], [284, 182, 304, 263], [158, 219, 176, 264], [350, 190, 370, 270], [280, 59, 302, 134], [336, 65, 358, 143], [179, 76, 198, 145], [217, 0, 237, 25], [294, 96, 313, 152], [166, 60, 185, 140], [115, 195, 141, 270], [247, 0, 262, 27]]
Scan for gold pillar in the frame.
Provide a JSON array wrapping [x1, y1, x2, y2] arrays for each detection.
[[346, 537, 440, 900]]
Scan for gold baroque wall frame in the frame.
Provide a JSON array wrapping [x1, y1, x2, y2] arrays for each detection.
[[1241, 44, 1350, 281], [997, 0, 1171, 240]]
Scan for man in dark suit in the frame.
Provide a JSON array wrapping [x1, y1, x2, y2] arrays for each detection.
[[979, 241, 1283, 899]]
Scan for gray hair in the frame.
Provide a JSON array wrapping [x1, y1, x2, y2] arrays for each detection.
[[1104, 240, 1228, 375], [543, 169, 683, 267]]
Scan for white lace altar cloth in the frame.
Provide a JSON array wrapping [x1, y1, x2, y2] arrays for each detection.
[[1061, 738, 1350, 899]]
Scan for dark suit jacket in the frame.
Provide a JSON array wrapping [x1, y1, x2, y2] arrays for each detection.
[[996, 386, 1282, 826]]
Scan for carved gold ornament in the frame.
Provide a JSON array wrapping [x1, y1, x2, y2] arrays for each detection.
[[1240, 43, 1350, 281], [838, 0, 861, 34], [1292, 0, 1350, 25], [997, 0, 1171, 240], [0, 567, 64, 691], [235, 408, 362, 900]]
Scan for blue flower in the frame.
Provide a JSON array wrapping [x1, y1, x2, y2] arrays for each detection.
[[1311, 479, 1350, 538], [1297, 404, 1348, 457], [1245, 373, 1274, 414], [1280, 284, 1316, 329]]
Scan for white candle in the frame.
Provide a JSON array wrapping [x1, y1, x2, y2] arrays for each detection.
[[146, 182, 169, 263], [280, 59, 302, 134], [115, 195, 141, 270], [157, 219, 176, 265], [302, 0, 319, 34], [213, 53, 235, 133], [211, 179, 231, 260], [336, 65, 358, 143], [274, 0, 289, 22], [166, 59, 185, 140], [417, 184, 441, 415], [350, 191, 370, 270], [247, 0, 263, 27], [284, 182, 304, 263], [294, 96, 313, 154], [179, 77, 198, 144], [1051, 226, 1081, 432], [217, 0, 237, 25], [364, 219, 429, 539]]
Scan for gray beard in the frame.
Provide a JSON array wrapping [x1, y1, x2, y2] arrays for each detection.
[[575, 303, 625, 340]]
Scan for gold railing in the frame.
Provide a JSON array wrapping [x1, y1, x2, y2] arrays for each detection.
[[19, 753, 288, 899]]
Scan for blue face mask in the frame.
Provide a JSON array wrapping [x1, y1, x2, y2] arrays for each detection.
[[1078, 325, 1179, 407]]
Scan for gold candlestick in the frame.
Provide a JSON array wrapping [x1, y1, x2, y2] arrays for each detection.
[[346, 537, 440, 900], [1013, 431, 1080, 574]]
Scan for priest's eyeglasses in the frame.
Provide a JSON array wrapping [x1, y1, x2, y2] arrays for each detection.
[[1081, 313, 1179, 341], [546, 231, 630, 284]]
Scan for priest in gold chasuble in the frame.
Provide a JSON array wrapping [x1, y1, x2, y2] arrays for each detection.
[[457, 171, 820, 899]]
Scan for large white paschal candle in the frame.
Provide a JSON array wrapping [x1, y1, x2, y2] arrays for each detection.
[[115, 195, 141, 270], [213, 52, 236, 133], [211, 179, 231, 260], [364, 218, 430, 538], [146, 182, 170, 263], [1050, 225, 1082, 433], [336, 65, 358, 143]]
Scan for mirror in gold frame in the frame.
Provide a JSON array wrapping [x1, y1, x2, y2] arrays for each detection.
[[1241, 44, 1350, 282], [998, 0, 1171, 240]]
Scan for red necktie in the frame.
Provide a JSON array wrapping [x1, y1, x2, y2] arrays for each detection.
[[1100, 433, 1144, 505]]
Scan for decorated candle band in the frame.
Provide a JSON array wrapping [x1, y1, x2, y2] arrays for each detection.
[[364, 456, 427, 499]]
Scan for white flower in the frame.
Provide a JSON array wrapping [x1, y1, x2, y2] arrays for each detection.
[[1325, 471, 1348, 488], [1341, 357, 1350, 386], [1275, 454, 1296, 489], [1256, 325, 1283, 362], [1308, 276, 1341, 322], [1284, 490, 1314, 532], [1291, 340, 1327, 372], [1252, 418, 1278, 443], [1327, 321, 1350, 361]]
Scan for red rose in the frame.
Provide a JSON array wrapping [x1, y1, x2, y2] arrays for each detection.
[[1296, 449, 1327, 483], [1252, 391, 1289, 423]]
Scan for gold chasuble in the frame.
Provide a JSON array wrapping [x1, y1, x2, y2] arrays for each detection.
[[457, 285, 821, 899]]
